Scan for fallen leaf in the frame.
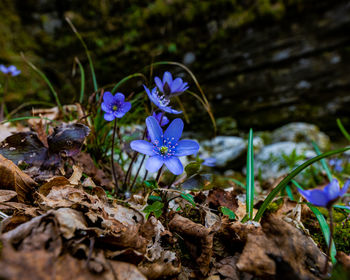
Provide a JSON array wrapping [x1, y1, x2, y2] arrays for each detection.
[[236, 214, 324, 279], [0, 190, 17, 202], [0, 155, 37, 203]]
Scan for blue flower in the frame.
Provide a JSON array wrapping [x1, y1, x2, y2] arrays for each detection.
[[154, 71, 189, 97], [329, 158, 343, 172], [144, 85, 181, 114], [0, 65, 21, 76], [298, 179, 350, 208], [153, 112, 169, 127], [130, 116, 199, 175], [201, 157, 216, 167], [101, 92, 131, 121]]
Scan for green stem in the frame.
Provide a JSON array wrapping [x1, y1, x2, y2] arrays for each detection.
[[111, 119, 119, 194], [324, 207, 334, 275]]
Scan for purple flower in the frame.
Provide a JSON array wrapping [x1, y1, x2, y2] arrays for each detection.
[[144, 85, 182, 114], [201, 157, 216, 167], [154, 71, 189, 97], [101, 92, 131, 121], [0, 65, 21, 76], [298, 179, 350, 208], [130, 116, 199, 175]]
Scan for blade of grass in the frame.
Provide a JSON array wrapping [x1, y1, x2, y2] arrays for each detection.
[[74, 57, 85, 103], [308, 205, 336, 264], [246, 128, 254, 220], [285, 185, 295, 201], [21, 53, 62, 111], [337, 118, 350, 142], [226, 178, 246, 189], [254, 146, 350, 221], [66, 17, 98, 93], [7, 101, 55, 119], [1, 116, 57, 124], [111, 73, 148, 94], [312, 141, 333, 182]]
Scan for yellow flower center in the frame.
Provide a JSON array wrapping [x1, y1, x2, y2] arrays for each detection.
[[160, 146, 168, 155]]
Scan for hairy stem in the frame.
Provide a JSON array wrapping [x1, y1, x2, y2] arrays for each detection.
[[130, 154, 146, 192], [111, 118, 119, 194], [156, 166, 163, 183]]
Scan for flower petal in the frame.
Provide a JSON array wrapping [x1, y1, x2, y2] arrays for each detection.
[[146, 116, 163, 144], [175, 140, 199, 156], [104, 113, 115, 121], [144, 85, 160, 106], [154, 76, 164, 93], [103, 92, 114, 104], [164, 157, 183, 175], [298, 188, 328, 207], [145, 155, 164, 173], [120, 101, 131, 114], [324, 179, 340, 201], [114, 92, 125, 102], [164, 118, 184, 142], [170, 78, 183, 93], [101, 102, 111, 113], [339, 180, 350, 197], [160, 106, 182, 114], [163, 71, 173, 85], [114, 110, 126, 118], [130, 140, 156, 156]]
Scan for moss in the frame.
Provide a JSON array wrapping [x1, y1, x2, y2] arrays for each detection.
[[305, 207, 350, 254], [266, 198, 284, 213]]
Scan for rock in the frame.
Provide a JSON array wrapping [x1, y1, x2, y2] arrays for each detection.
[[254, 142, 316, 180], [271, 122, 330, 150], [200, 136, 246, 168]]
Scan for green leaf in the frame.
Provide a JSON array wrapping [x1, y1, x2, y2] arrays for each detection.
[[111, 73, 147, 94], [312, 141, 332, 182], [220, 206, 236, 220], [144, 180, 158, 190], [75, 57, 85, 104], [333, 205, 350, 212], [337, 118, 350, 142], [227, 178, 246, 189], [285, 185, 295, 201], [308, 204, 336, 264], [180, 193, 196, 207], [246, 128, 255, 220], [143, 201, 164, 219], [254, 146, 350, 221], [148, 195, 162, 203], [185, 162, 201, 177]]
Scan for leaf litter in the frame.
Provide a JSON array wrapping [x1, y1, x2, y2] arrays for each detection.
[[0, 122, 338, 279]]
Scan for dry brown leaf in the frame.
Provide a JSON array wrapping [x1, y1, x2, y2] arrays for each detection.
[[0, 154, 37, 203], [0, 190, 17, 202], [169, 214, 214, 275], [54, 208, 87, 239], [236, 214, 324, 279], [69, 165, 83, 185]]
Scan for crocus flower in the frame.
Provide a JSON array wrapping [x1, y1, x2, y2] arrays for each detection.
[[298, 179, 350, 208], [0, 65, 21, 76], [144, 85, 181, 114], [130, 116, 199, 175], [154, 71, 189, 97], [101, 92, 131, 121]]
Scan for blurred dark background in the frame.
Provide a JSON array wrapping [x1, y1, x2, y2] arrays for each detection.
[[1, 0, 350, 137]]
